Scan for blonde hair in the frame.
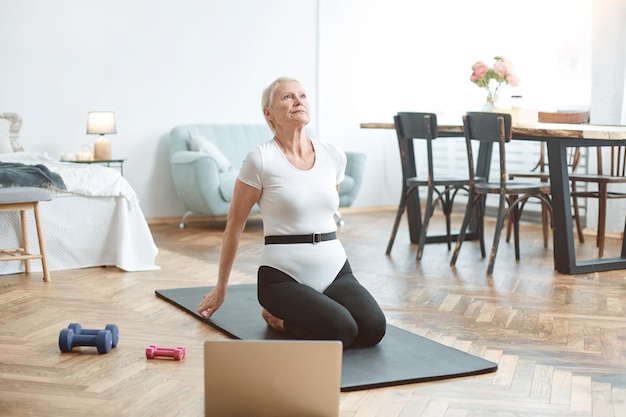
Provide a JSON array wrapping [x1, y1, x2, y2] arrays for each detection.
[[262, 76, 300, 133]]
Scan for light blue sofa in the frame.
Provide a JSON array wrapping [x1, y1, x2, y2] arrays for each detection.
[[169, 124, 366, 228]]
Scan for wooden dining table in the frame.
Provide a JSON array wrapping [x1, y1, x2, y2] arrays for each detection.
[[361, 121, 626, 275]]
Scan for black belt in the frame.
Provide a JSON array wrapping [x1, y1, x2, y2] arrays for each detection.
[[264, 232, 337, 245]]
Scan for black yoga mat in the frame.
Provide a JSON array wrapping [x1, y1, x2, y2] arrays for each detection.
[[156, 284, 497, 391]]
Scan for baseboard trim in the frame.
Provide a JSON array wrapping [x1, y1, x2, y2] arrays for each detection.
[[147, 206, 623, 240]]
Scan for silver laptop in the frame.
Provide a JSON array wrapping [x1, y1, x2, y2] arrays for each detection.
[[204, 339, 342, 417]]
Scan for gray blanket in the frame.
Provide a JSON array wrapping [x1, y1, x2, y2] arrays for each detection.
[[0, 162, 67, 190]]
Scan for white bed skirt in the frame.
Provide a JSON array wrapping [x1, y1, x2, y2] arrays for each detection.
[[0, 192, 159, 275]]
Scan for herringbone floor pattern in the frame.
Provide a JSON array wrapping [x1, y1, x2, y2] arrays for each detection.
[[0, 208, 625, 416]]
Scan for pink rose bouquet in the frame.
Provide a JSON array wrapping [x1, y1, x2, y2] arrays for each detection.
[[470, 56, 520, 99]]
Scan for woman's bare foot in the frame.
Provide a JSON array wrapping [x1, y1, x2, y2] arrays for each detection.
[[261, 309, 285, 332]]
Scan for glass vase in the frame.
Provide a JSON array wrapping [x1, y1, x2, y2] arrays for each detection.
[[482, 96, 499, 112]]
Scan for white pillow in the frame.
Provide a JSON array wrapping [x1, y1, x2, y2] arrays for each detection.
[[188, 132, 232, 172], [0, 118, 12, 153], [0, 113, 24, 153]]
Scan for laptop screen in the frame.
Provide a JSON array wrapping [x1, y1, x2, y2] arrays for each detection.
[[204, 339, 342, 417]]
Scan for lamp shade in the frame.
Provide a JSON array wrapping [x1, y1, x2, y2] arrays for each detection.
[[87, 111, 116, 135]]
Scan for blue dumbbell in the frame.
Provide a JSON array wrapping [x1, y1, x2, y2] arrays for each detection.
[[68, 323, 119, 347], [58, 328, 113, 354]]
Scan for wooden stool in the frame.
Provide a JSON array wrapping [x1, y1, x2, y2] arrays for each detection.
[[0, 187, 53, 282]]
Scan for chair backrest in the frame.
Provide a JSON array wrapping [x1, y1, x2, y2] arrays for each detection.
[[538, 110, 590, 124], [395, 112, 438, 140], [393, 112, 438, 184], [598, 145, 626, 177], [464, 112, 512, 144], [463, 112, 512, 188], [537, 110, 590, 173]]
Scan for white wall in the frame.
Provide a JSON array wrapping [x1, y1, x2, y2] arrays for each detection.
[[2, 0, 624, 230], [590, 0, 626, 231], [0, 0, 318, 219], [317, 0, 593, 208]]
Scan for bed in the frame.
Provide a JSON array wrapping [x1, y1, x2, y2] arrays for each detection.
[[0, 112, 159, 276]]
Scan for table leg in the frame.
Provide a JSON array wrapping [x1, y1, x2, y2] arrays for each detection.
[[546, 142, 577, 273], [548, 141, 626, 274], [621, 215, 626, 257], [404, 138, 423, 244], [471, 142, 493, 232], [406, 189, 422, 244]]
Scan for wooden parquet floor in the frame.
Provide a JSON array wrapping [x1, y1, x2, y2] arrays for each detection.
[[1, 208, 625, 417]]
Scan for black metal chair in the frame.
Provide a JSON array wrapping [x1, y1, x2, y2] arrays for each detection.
[[450, 112, 553, 275], [386, 112, 470, 261]]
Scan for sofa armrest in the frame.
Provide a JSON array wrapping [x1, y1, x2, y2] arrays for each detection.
[[170, 151, 231, 216], [340, 152, 367, 207], [171, 150, 220, 165], [345, 152, 366, 183]]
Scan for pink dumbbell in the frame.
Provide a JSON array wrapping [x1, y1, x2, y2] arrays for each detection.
[[145, 345, 186, 361]]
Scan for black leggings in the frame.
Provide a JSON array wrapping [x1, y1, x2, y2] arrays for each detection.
[[257, 260, 386, 348]]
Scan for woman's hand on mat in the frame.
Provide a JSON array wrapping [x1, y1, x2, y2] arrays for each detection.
[[197, 287, 226, 318]]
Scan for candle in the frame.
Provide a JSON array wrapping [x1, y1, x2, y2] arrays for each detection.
[[60, 152, 75, 162], [93, 137, 112, 160], [76, 151, 93, 161]]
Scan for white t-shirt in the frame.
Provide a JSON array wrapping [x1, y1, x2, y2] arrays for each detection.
[[238, 138, 348, 292]]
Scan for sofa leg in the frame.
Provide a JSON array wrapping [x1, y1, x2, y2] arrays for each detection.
[[179, 211, 194, 229], [334, 210, 345, 226]]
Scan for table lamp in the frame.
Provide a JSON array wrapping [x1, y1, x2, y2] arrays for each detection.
[[87, 111, 116, 160]]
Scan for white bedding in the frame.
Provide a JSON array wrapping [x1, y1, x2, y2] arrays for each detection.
[[0, 152, 159, 275]]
